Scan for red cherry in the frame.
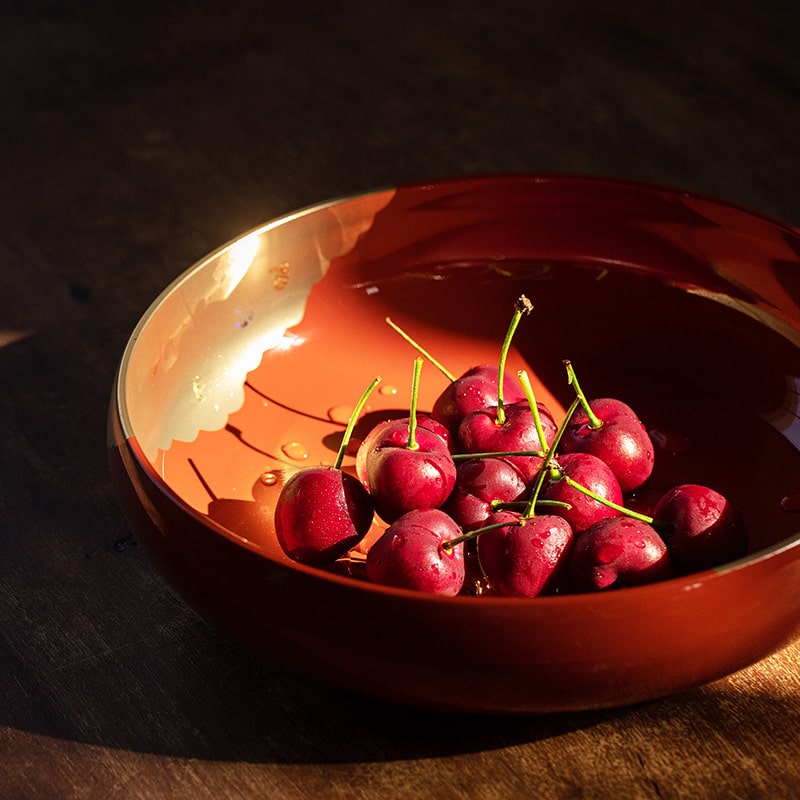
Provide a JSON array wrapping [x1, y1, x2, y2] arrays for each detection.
[[364, 426, 456, 523], [445, 457, 528, 532], [431, 364, 525, 437], [569, 516, 671, 591], [274, 467, 374, 565], [477, 511, 573, 597], [560, 398, 654, 493], [652, 484, 748, 573], [541, 452, 624, 533], [366, 508, 465, 596]]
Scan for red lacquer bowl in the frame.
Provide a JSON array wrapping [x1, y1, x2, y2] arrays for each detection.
[[108, 175, 800, 713]]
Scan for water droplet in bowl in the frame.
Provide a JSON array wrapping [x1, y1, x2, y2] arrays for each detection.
[[328, 406, 353, 424], [282, 442, 309, 461], [260, 471, 279, 486]]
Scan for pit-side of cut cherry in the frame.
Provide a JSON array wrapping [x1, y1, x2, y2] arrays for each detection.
[[569, 516, 671, 591], [652, 483, 748, 573], [366, 508, 465, 596]]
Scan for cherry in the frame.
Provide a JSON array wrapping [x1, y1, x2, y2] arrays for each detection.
[[275, 377, 380, 565], [476, 510, 573, 597], [274, 468, 375, 565], [355, 413, 451, 490], [558, 361, 655, 493], [541, 452, 624, 534], [366, 508, 465, 596], [445, 456, 528, 532], [360, 358, 456, 523], [569, 516, 671, 591], [457, 398, 556, 482], [651, 484, 748, 573], [431, 362, 526, 438]]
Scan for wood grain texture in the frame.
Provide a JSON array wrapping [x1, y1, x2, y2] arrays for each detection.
[[0, 2, 798, 798]]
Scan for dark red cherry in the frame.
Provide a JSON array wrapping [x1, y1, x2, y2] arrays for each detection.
[[652, 484, 748, 573], [569, 516, 671, 591], [541, 452, 624, 534], [365, 508, 465, 596], [445, 457, 528, 532], [477, 511, 573, 597], [274, 467, 374, 565], [431, 364, 525, 437], [457, 400, 557, 482], [560, 398, 654, 493]]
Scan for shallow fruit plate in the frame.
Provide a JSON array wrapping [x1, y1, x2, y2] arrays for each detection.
[[108, 174, 800, 713]]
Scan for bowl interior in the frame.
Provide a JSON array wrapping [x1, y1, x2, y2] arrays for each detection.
[[118, 175, 800, 577]]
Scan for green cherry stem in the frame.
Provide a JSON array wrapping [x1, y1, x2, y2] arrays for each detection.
[[451, 449, 546, 461], [564, 359, 602, 429], [406, 357, 423, 451], [522, 395, 581, 518], [385, 317, 456, 382], [517, 368, 549, 452], [557, 474, 655, 524], [495, 295, 533, 426], [333, 375, 381, 470]]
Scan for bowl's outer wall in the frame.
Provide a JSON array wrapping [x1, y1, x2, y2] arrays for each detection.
[[110, 175, 800, 712]]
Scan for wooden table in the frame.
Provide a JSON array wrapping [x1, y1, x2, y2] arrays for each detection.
[[1, 3, 798, 797]]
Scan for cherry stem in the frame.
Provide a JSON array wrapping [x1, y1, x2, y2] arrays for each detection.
[[406, 357, 423, 451], [564, 359, 602, 429], [334, 376, 381, 470], [491, 499, 571, 512], [554, 473, 658, 525], [443, 518, 521, 551], [385, 317, 456, 382], [522, 395, 581, 519], [517, 369, 549, 452], [495, 295, 533, 426], [452, 449, 546, 461]]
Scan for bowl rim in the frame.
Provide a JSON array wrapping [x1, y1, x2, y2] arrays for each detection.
[[113, 172, 800, 605]]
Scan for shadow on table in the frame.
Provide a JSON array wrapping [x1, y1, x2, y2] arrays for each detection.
[[5, 616, 798, 765]]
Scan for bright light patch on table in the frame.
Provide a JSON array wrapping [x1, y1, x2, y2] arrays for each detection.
[[0, 329, 33, 348]]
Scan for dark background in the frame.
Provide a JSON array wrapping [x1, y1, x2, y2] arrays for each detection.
[[1, 2, 799, 798]]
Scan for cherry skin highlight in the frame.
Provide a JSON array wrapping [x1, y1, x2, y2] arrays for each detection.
[[477, 511, 574, 597], [560, 398, 655, 493], [569, 516, 671, 592], [366, 508, 466, 596], [652, 483, 748, 573], [274, 466, 375, 565]]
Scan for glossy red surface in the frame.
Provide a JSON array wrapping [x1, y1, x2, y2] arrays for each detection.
[[108, 175, 800, 712]]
